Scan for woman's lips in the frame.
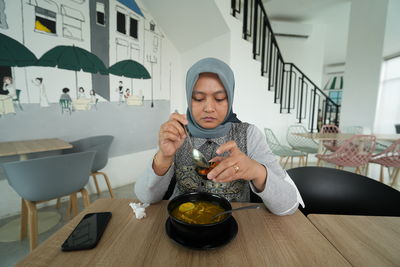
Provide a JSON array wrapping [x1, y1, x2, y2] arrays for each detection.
[[202, 117, 216, 122]]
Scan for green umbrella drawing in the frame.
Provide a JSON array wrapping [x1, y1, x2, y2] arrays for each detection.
[[0, 33, 38, 66], [108, 59, 151, 106], [37, 45, 108, 97]]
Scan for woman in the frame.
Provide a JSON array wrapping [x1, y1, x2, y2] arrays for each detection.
[[32, 77, 49, 107], [2, 76, 16, 98], [135, 58, 303, 215]]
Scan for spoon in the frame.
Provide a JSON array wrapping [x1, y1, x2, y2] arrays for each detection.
[[175, 110, 210, 168], [212, 205, 261, 219]]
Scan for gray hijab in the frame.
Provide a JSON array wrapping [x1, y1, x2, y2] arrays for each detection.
[[186, 57, 238, 139]]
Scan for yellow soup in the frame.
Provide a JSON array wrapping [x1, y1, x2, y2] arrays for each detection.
[[171, 201, 227, 224]]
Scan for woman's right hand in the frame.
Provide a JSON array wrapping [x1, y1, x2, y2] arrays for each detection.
[[153, 112, 188, 175]]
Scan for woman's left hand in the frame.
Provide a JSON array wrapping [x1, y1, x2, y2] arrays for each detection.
[[207, 141, 267, 191]]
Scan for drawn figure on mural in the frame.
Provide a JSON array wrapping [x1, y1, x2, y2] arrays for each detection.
[[116, 81, 124, 104], [124, 88, 131, 100], [90, 89, 98, 109], [32, 77, 49, 107], [78, 87, 87, 99], [1, 76, 15, 97], [60, 87, 72, 102]]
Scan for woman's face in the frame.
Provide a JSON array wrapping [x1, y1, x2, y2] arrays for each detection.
[[191, 73, 228, 129]]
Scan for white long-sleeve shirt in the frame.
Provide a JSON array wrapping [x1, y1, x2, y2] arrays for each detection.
[[135, 124, 304, 215]]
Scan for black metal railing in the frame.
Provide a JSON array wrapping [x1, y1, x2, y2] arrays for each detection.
[[231, 0, 340, 132]]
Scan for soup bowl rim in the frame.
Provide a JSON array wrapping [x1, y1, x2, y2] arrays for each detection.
[[167, 191, 232, 227]]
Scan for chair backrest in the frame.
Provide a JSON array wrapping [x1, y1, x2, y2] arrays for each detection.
[[326, 134, 376, 166], [286, 125, 318, 148], [264, 128, 283, 153], [59, 99, 71, 108], [320, 124, 340, 133], [66, 135, 114, 172], [14, 89, 21, 101], [371, 139, 400, 167], [287, 166, 400, 216], [3, 151, 95, 202]]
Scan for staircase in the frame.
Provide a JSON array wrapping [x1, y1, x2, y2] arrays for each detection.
[[231, 0, 340, 132]]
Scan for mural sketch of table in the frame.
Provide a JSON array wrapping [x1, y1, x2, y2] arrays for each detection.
[[0, 95, 15, 115], [73, 98, 91, 110]]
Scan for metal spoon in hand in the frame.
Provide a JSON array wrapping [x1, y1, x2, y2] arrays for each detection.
[[212, 204, 261, 219], [175, 110, 210, 168]]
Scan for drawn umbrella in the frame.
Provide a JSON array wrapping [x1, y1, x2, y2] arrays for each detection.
[[37, 45, 108, 97], [108, 59, 151, 106], [0, 33, 37, 66]]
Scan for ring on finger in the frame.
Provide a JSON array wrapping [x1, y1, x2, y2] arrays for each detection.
[[233, 165, 240, 174]]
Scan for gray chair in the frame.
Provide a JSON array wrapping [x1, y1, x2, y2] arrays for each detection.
[[3, 151, 95, 251], [64, 135, 115, 197], [264, 128, 307, 169], [286, 125, 318, 165]]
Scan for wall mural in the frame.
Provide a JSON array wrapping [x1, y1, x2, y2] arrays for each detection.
[[0, 0, 169, 117]]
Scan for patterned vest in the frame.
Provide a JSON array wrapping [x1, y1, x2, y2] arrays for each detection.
[[172, 123, 250, 202]]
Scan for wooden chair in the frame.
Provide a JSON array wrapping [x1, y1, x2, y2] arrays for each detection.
[[286, 125, 318, 165], [369, 139, 400, 186], [264, 128, 307, 168], [64, 135, 115, 197], [3, 151, 95, 251], [320, 124, 341, 152], [316, 135, 376, 175]]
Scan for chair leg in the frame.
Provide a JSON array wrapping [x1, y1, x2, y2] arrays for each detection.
[[390, 168, 399, 186], [80, 188, 91, 208], [290, 157, 293, 168], [305, 154, 308, 166], [69, 193, 78, 218], [95, 171, 115, 198], [379, 165, 384, 183], [91, 174, 101, 195], [283, 157, 289, 169], [317, 158, 322, 167], [25, 200, 38, 251], [56, 198, 61, 209], [20, 198, 28, 240]]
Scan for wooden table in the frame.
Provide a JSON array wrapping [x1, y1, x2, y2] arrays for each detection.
[[0, 138, 72, 160], [16, 199, 350, 266], [0, 94, 15, 115], [294, 133, 400, 153], [308, 214, 400, 266]]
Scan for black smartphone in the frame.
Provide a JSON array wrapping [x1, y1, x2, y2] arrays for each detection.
[[61, 212, 112, 251]]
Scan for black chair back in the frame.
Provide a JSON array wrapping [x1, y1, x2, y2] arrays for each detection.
[[287, 166, 400, 216]]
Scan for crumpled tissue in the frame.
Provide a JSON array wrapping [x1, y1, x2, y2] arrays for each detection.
[[129, 202, 150, 219]]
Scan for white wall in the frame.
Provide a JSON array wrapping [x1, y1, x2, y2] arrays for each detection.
[[215, 0, 300, 144], [273, 23, 326, 88], [341, 0, 388, 130]]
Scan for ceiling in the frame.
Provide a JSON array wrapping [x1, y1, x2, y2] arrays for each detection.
[[262, 0, 350, 22]]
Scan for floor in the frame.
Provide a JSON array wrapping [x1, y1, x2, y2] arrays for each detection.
[[0, 183, 136, 267]]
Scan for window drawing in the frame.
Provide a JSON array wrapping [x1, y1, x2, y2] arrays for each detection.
[[130, 43, 140, 61], [34, 6, 56, 34], [61, 5, 85, 41], [28, 0, 59, 35], [96, 2, 105, 26], [117, 11, 126, 34], [116, 37, 129, 61], [70, 0, 86, 4], [129, 17, 138, 39], [0, 0, 8, 29], [149, 20, 155, 32]]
